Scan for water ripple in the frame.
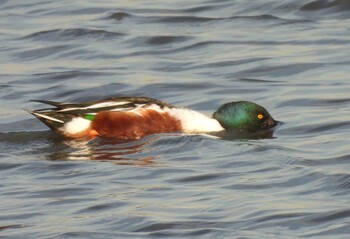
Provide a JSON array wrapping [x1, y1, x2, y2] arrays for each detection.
[[20, 28, 125, 41]]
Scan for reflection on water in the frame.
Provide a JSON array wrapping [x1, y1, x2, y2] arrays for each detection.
[[44, 127, 278, 163], [47, 136, 159, 166]]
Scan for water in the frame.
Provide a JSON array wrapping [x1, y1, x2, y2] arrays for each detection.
[[1, 0, 350, 238]]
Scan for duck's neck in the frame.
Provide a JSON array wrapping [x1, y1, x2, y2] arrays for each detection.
[[165, 108, 224, 133]]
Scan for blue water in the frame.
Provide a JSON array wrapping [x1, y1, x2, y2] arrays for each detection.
[[1, 0, 350, 238]]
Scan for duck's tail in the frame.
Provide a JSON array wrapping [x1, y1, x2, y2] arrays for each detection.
[[25, 109, 66, 132]]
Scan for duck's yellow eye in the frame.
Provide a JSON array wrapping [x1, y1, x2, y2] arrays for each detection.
[[257, 113, 264, 120]]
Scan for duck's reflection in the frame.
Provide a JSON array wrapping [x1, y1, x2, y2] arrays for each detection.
[[46, 135, 159, 166], [45, 127, 279, 164]]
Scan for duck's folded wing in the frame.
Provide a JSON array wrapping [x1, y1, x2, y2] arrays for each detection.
[[31, 97, 175, 115]]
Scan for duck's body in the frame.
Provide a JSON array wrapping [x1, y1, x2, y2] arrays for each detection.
[[28, 97, 277, 139]]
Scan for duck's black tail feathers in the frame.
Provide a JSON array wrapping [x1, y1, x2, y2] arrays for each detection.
[[25, 109, 68, 132]]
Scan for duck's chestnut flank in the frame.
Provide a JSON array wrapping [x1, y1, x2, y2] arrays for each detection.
[[91, 109, 182, 139]]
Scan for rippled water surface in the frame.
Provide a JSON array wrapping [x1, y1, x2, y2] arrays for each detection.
[[1, 0, 350, 238]]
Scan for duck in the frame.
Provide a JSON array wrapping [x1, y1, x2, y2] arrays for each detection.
[[27, 96, 278, 139]]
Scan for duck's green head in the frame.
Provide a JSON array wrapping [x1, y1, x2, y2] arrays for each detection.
[[213, 101, 278, 132]]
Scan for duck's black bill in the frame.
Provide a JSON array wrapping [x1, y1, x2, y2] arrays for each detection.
[[263, 117, 279, 130]]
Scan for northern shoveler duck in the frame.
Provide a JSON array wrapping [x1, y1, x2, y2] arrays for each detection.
[[27, 97, 278, 139]]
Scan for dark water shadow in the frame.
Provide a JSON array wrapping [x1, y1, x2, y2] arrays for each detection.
[[0, 224, 25, 231], [19, 28, 125, 42]]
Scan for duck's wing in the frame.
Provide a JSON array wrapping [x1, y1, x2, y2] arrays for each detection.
[[31, 97, 175, 115], [28, 97, 175, 133]]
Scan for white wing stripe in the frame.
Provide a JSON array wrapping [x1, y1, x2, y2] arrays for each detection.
[[86, 101, 130, 109], [32, 112, 64, 124], [58, 102, 134, 112], [110, 107, 134, 112], [58, 107, 81, 112]]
